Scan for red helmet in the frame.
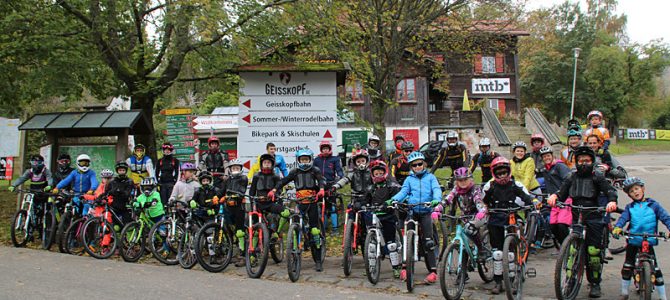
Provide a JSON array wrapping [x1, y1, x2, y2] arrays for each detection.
[[490, 156, 511, 185], [530, 133, 545, 152], [319, 140, 333, 156], [207, 136, 220, 145], [369, 161, 388, 183], [162, 142, 174, 151], [587, 110, 603, 120]]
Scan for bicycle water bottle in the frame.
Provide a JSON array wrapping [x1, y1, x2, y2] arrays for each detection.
[[206, 236, 215, 256], [388, 242, 401, 267], [508, 252, 516, 278]]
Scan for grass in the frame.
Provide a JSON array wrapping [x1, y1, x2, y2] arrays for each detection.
[[609, 139, 670, 155]]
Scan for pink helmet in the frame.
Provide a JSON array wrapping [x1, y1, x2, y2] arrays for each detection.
[[369, 161, 388, 183], [453, 167, 472, 180]]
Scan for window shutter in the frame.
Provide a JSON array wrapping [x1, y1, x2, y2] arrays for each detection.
[[474, 54, 482, 74], [495, 53, 504, 73]]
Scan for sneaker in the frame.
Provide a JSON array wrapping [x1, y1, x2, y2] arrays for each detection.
[[464, 272, 470, 283], [491, 282, 503, 294], [400, 269, 407, 281], [234, 256, 246, 267], [393, 268, 401, 279], [424, 272, 437, 284], [589, 284, 602, 298], [605, 249, 613, 260], [315, 261, 323, 272]]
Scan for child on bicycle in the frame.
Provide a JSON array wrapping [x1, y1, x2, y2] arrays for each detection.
[[86, 169, 114, 247], [314, 140, 344, 234], [190, 171, 222, 222], [333, 149, 372, 217], [54, 154, 98, 217], [612, 177, 670, 300], [168, 162, 200, 204], [219, 159, 249, 267], [249, 154, 290, 240], [548, 146, 618, 298], [105, 162, 135, 227], [268, 149, 326, 271], [390, 151, 442, 284], [9, 154, 53, 223], [365, 161, 403, 277], [133, 178, 165, 224], [482, 156, 541, 294]]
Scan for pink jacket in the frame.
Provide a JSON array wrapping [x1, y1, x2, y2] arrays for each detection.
[[550, 197, 573, 225]]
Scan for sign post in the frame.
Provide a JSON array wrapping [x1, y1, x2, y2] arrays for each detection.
[[161, 108, 196, 162]]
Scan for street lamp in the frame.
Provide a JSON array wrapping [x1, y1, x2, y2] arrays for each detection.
[[569, 47, 581, 120]]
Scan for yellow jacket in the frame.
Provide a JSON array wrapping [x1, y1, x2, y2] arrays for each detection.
[[511, 155, 540, 191]]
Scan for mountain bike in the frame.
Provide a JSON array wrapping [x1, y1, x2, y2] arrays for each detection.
[[194, 203, 234, 273], [55, 190, 76, 252], [81, 195, 118, 259], [341, 193, 367, 277], [10, 189, 55, 249], [284, 195, 327, 282], [175, 200, 202, 269], [63, 202, 97, 255], [553, 204, 608, 300], [363, 203, 401, 284], [439, 214, 494, 300], [393, 201, 435, 292], [619, 231, 667, 300], [489, 205, 537, 300], [148, 201, 184, 265], [234, 192, 273, 278], [526, 192, 557, 250], [119, 205, 157, 262]]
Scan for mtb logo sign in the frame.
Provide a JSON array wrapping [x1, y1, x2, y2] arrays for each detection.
[[471, 78, 511, 94]]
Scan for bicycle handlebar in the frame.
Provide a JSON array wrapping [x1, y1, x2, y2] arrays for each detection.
[[622, 231, 668, 240], [488, 205, 534, 213]]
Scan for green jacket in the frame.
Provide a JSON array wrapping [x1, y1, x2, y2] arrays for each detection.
[[136, 191, 165, 218]]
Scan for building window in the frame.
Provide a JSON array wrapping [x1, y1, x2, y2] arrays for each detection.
[[346, 80, 364, 102], [482, 56, 496, 74], [396, 78, 416, 102], [488, 98, 499, 110]]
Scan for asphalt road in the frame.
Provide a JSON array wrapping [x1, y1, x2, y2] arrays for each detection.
[[1, 152, 670, 300]]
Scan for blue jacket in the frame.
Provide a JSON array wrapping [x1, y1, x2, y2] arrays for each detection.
[[314, 154, 344, 183], [391, 171, 442, 214], [615, 198, 670, 246], [56, 169, 99, 196], [275, 154, 289, 177]]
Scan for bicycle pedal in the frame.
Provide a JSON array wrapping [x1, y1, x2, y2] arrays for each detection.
[[525, 268, 537, 278]]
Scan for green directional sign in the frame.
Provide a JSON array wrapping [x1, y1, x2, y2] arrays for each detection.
[[174, 147, 195, 155], [166, 121, 194, 129], [172, 141, 196, 148], [165, 135, 196, 142], [166, 115, 195, 122], [163, 128, 195, 135], [174, 154, 195, 161]]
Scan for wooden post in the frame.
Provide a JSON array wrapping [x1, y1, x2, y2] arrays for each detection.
[[117, 129, 129, 162]]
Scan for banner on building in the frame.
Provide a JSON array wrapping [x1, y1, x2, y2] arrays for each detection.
[[0, 157, 14, 180], [626, 128, 649, 140]]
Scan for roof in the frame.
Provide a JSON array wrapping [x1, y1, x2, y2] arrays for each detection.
[[211, 107, 239, 115], [432, 19, 529, 36], [236, 62, 351, 72], [19, 110, 153, 137]]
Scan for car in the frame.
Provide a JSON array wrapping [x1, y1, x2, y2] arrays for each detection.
[[419, 141, 444, 168]]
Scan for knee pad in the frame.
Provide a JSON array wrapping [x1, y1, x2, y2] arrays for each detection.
[[387, 242, 398, 252], [280, 208, 290, 218], [655, 275, 664, 286], [587, 246, 600, 256], [424, 238, 436, 251], [621, 263, 634, 280], [493, 250, 503, 261], [235, 229, 245, 239], [311, 227, 321, 236]]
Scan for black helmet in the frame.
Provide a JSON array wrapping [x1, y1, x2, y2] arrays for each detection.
[[199, 171, 213, 184], [572, 146, 595, 163], [115, 161, 129, 172], [400, 141, 414, 151], [57, 153, 71, 161]]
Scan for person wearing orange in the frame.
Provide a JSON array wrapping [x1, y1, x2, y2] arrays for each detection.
[[583, 110, 611, 150], [83, 169, 115, 248], [560, 127, 583, 170]]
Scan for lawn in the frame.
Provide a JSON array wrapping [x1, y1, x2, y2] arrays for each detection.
[[609, 139, 670, 155]]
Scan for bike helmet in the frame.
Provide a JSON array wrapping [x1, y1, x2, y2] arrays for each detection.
[[530, 133, 545, 152], [539, 146, 553, 156], [162, 142, 174, 151], [572, 146, 595, 164], [479, 138, 491, 147], [490, 156, 511, 185], [400, 141, 415, 151], [140, 177, 157, 195], [369, 149, 382, 161], [259, 154, 275, 174], [394, 135, 405, 143], [115, 161, 129, 172], [29, 154, 45, 170], [512, 141, 527, 151], [76, 154, 91, 172], [181, 162, 197, 171], [319, 140, 333, 156], [368, 135, 381, 148], [587, 110, 603, 120], [446, 131, 459, 147], [207, 136, 220, 145], [453, 167, 472, 180], [228, 159, 244, 176], [351, 149, 369, 171], [407, 151, 425, 164], [622, 177, 645, 193], [57, 153, 71, 165], [567, 128, 582, 138], [199, 171, 213, 185], [295, 149, 314, 171], [100, 169, 114, 178], [369, 161, 389, 183]]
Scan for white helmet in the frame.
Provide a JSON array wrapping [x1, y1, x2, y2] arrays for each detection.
[[76, 154, 91, 172], [228, 159, 244, 176], [446, 131, 459, 147], [479, 138, 491, 147]]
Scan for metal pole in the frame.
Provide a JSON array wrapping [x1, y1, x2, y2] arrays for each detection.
[[569, 48, 581, 120]]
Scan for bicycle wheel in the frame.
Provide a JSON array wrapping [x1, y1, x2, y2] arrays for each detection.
[[606, 212, 626, 254], [311, 220, 327, 264], [405, 230, 416, 292], [57, 211, 73, 253], [640, 261, 652, 300], [64, 218, 86, 255], [502, 235, 524, 300], [270, 228, 285, 264], [477, 228, 495, 283], [342, 220, 355, 276], [10, 210, 30, 248], [194, 222, 233, 273], [525, 213, 539, 248], [286, 223, 301, 282], [120, 221, 145, 262], [246, 222, 270, 278], [439, 242, 465, 300], [554, 234, 585, 300], [364, 230, 382, 284], [42, 207, 57, 250], [178, 225, 199, 269], [82, 218, 117, 259], [149, 219, 182, 265]]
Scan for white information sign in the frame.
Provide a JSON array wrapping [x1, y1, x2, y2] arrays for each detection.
[[193, 115, 238, 131], [471, 78, 511, 94], [626, 128, 649, 140], [0, 118, 21, 157], [239, 96, 336, 112]]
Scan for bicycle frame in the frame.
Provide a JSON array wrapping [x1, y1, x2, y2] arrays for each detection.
[[446, 215, 479, 271], [342, 203, 366, 250], [489, 206, 533, 266], [368, 209, 388, 259], [18, 192, 35, 234]]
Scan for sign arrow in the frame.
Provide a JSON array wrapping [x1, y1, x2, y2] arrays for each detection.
[[242, 115, 251, 124], [242, 99, 251, 108], [244, 160, 251, 169], [323, 129, 333, 139]]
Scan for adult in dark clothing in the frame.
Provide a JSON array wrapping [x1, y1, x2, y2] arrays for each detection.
[[469, 138, 500, 183], [198, 136, 229, 189], [53, 153, 74, 189], [155, 142, 180, 206], [104, 162, 136, 226], [390, 141, 414, 185], [430, 131, 468, 175], [314, 140, 344, 234]]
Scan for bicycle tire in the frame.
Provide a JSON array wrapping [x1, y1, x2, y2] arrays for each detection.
[[439, 242, 465, 300], [42, 207, 57, 250], [149, 219, 182, 265], [57, 211, 74, 253], [64, 218, 86, 255], [477, 228, 495, 283], [82, 218, 117, 259], [10, 210, 30, 248], [342, 220, 355, 276], [286, 223, 301, 282], [502, 235, 524, 300], [405, 230, 415, 292], [525, 213, 539, 248], [178, 225, 199, 269], [269, 230, 285, 264], [194, 222, 233, 273], [553, 233, 585, 300], [311, 219, 327, 264], [607, 212, 626, 255], [120, 221, 145, 262], [640, 260, 652, 300], [364, 230, 382, 285], [246, 222, 270, 278]]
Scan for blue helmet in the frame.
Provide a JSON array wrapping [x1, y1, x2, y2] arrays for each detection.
[[622, 177, 645, 193], [407, 151, 425, 164], [295, 148, 314, 171], [567, 128, 582, 138]]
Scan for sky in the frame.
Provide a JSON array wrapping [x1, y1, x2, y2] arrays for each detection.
[[526, 0, 670, 45]]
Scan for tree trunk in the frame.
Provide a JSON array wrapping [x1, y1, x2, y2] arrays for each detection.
[[130, 93, 157, 162]]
